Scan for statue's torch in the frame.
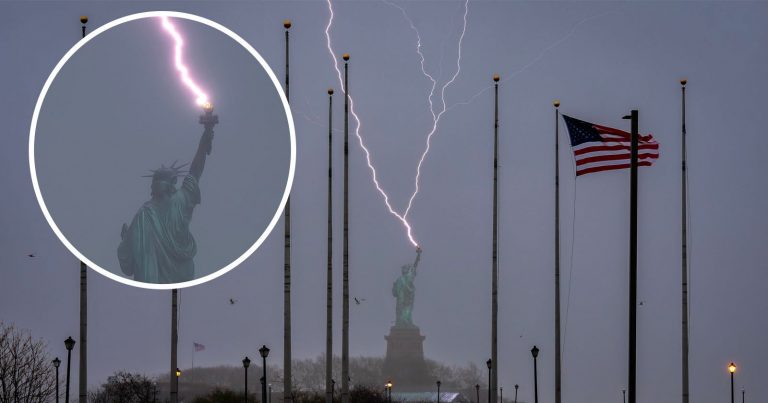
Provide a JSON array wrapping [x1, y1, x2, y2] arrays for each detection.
[[199, 102, 218, 155]]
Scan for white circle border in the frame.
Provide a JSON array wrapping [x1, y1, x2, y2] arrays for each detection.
[[28, 11, 296, 290]]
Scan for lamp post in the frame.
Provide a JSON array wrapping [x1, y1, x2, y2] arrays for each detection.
[[475, 384, 480, 403], [531, 346, 539, 403], [332, 379, 336, 402], [52, 357, 61, 403], [622, 388, 626, 403], [514, 384, 518, 403], [742, 388, 745, 403], [728, 363, 737, 403], [64, 337, 75, 403], [487, 359, 493, 403], [243, 357, 251, 403], [386, 380, 393, 403], [437, 380, 441, 403], [260, 345, 270, 403], [500, 387, 503, 403]]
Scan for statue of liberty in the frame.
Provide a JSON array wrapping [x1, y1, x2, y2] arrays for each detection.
[[117, 104, 218, 283], [392, 247, 422, 327]]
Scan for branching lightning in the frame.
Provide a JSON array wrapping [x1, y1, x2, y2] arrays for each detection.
[[444, 10, 616, 113], [384, 0, 469, 219], [325, 0, 469, 247], [160, 16, 210, 107]]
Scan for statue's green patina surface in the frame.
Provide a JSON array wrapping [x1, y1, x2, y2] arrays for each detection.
[[392, 247, 422, 327], [118, 109, 217, 284]]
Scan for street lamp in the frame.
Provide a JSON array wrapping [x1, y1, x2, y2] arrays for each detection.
[[243, 356, 251, 403], [622, 388, 626, 403], [514, 384, 518, 403], [486, 359, 493, 403], [386, 380, 393, 403], [500, 387, 503, 403], [436, 380, 441, 403], [52, 357, 61, 403], [742, 388, 745, 403], [332, 379, 336, 402], [259, 345, 270, 403], [728, 362, 737, 403], [176, 368, 181, 378], [64, 337, 75, 403], [475, 384, 480, 403], [531, 346, 539, 403]]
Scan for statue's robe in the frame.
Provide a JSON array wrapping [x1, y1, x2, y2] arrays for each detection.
[[118, 175, 200, 283], [392, 270, 416, 327]]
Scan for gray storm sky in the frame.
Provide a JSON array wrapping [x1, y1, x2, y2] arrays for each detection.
[[2, 2, 767, 403]]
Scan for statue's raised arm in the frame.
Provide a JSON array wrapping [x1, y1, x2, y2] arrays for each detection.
[[190, 103, 218, 181], [411, 246, 422, 274]]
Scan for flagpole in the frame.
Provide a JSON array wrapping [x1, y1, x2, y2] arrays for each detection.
[[282, 19, 293, 403], [326, 87, 334, 403], [78, 16, 89, 403], [491, 74, 500, 403], [622, 110, 639, 403], [680, 79, 690, 403], [341, 53, 350, 403], [171, 289, 178, 403], [553, 100, 562, 403]]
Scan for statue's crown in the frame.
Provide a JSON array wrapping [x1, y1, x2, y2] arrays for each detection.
[[142, 161, 188, 183]]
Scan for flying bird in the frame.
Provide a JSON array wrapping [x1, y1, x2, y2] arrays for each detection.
[[229, 298, 238, 305], [27, 253, 35, 258], [354, 297, 366, 305]]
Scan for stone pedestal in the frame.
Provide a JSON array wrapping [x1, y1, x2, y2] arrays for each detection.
[[383, 326, 431, 391]]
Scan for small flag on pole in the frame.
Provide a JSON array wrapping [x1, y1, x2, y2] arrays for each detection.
[[193, 342, 205, 352], [562, 115, 659, 176]]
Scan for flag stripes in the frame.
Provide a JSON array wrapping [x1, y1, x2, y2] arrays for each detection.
[[563, 115, 659, 176]]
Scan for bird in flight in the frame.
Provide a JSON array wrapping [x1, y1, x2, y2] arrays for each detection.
[[27, 253, 35, 258], [354, 297, 366, 305], [229, 298, 238, 305]]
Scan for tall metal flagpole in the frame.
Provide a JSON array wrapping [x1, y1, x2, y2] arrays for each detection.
[[78, 15, 88, 403], [283, 19, 294, 403], [326, 88, 334, 403], [623, 110, 639, 403], [491, 74, 500, 403], [341, 53, 351, 403], [171, 289, 178, 403], [553, 100, 562, 403], [680, 79, 690, 403]]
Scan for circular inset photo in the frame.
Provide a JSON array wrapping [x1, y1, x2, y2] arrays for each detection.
[[29, 11, 295, 289]]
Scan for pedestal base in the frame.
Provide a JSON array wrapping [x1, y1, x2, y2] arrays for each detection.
[[383, 326, 431, 392]]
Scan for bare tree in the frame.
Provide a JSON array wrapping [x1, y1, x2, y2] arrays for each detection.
[[0, 322, 56, 403], [88, 371, 158, 403]]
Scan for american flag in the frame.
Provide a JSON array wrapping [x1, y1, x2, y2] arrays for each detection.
[[193, 342, 205, 352], [562, 115, 660, 176]]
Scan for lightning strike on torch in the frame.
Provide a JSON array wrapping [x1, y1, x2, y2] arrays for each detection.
[[160, 16, 210, 107], [325, 0, 419, 247]]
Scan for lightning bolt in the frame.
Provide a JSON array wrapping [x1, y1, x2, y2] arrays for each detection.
[[160, 16, 210, 107], [325, 0, 469, 247], [383, 0, 469, 219]]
